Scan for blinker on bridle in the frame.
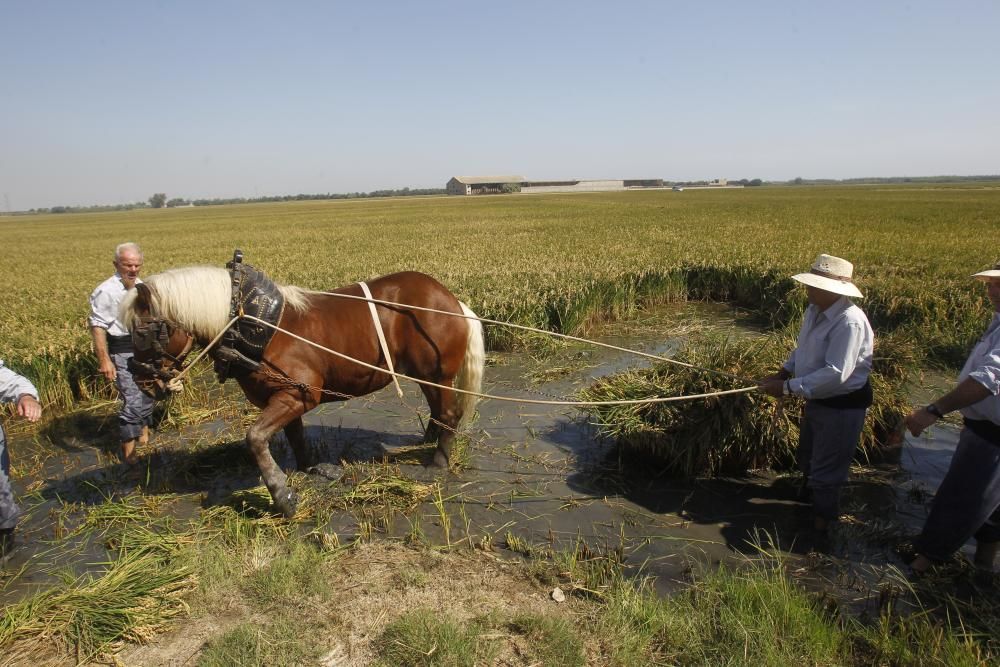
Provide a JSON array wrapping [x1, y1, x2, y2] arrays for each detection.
[[126, 315, 194, 382]]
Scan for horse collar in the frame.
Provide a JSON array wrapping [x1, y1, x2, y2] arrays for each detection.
[[215, 251, 286, 383]]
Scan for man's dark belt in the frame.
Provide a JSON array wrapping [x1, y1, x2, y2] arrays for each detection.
[[964, 418, 1000, 446], [810, 379, 873, 410], [106, 334, 133, 355]]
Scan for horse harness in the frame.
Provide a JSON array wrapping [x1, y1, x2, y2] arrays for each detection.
[[127, 318, 194, 381], [214, 250, 286, 383]]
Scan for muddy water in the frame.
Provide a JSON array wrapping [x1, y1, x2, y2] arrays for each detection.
[[0, 303, 966, 603]]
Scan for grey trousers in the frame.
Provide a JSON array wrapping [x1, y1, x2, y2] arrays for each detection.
[[798, 401, 868, 521], [0, 424, 20, 530], [914, 426, 1000, 561], [113, 353, 155, 442]]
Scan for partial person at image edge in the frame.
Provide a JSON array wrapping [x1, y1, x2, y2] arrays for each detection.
[[904, 261, 1000, 578], [0, 360, 42, 564]]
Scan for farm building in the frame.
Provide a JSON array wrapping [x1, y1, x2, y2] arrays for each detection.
[[447, 176, 667, 195], [447, 176, 526, 195]]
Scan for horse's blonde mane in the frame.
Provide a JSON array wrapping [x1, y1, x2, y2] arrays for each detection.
[[118, 266, 311, 339]]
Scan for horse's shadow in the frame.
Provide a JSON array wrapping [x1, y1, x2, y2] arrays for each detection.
[[37, 423, 433, 510], [39, 403, 174, 459]]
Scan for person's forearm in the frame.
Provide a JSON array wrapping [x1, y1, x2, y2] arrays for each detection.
[[90, 326, 111, 362], [931, 377, 993, 414]]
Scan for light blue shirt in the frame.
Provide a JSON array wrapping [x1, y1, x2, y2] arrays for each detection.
[[0, 360, 39, 404], [959, 312, 1000, 425], [783, 296, 874, 400], [89, 274, 141, 337]]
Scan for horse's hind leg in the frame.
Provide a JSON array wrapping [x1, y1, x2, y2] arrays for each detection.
[[420, 382, 460, 468], [247, 395, 305, 518], [283, 416, 312, 471]]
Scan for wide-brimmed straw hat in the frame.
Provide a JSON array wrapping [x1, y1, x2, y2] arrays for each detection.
[[972, 261, 1000, 281], [792, 254, 863, 298]]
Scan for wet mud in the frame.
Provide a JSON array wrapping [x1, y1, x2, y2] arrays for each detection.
[[0, 303, 964, 605]]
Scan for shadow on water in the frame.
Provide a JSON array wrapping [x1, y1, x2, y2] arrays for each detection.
[[0, 302, 963, 604]]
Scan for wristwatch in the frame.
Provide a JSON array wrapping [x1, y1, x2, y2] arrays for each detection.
[[925, 403, 944, 418]]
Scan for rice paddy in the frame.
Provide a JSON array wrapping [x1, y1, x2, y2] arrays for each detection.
[[2, 184, 996, 411], [2, 184, 1000, 663]]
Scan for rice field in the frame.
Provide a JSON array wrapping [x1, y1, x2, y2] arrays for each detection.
[[3, 183, 1000, 662], [2, 184, 997, 412]]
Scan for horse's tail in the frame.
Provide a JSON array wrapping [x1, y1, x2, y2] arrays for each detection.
[[455, 302, 485, 428]]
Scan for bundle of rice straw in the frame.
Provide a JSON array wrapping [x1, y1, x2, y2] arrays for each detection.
[[581, 331, 912, 477]]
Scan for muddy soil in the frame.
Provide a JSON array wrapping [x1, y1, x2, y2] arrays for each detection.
[[0, 303, 962, 605]]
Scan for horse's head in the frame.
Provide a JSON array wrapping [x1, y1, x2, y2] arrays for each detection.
[[125, 283, 195, 400]]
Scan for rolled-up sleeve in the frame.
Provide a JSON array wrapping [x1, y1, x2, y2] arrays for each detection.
[[968, 342, 1000, 396], [0, 361, 39, 404], [89, 288, 114, 329]]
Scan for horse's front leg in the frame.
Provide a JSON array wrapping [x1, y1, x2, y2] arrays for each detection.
[[283, 416, 311, 471], [247, 393, 306, 518]]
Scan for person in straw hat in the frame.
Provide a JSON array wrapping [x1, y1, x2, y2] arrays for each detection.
[[758, 254, 874, 540], [904, 261, 1000, 578]]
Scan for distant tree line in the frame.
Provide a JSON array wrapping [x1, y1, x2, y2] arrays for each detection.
[[14, 186, 447, 215], [784, 175, 1000, 186], [12, 176, 999, 215], [191, 187, 446, 207]]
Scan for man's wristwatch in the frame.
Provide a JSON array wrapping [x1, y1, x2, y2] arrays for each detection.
[[925, 403, 944, 419]]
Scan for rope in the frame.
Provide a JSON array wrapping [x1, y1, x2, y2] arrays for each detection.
[[164, 315, 240, 392], [242, 314, 756, 406], [310, 290, 747, 382]]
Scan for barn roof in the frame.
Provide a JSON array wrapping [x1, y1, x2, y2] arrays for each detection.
[[450, 175, 526, 184]]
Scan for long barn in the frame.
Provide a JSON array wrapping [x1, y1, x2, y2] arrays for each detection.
[[446, 176, 526, 196]]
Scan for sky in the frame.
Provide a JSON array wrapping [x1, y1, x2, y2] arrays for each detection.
[[1, 1, 998, 211]]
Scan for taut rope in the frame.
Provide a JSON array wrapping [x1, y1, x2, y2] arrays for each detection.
[[240, 314, 756, 406], [312, 290, 747, 382], [160, 293, 758, 405]]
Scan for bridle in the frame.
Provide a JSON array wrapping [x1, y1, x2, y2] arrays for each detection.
[[126, 314, 195, 382]]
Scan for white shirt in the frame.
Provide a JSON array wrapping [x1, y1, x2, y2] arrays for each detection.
[[783, 296, 874, 400], [0, 360, 39, 404], [89, 274, 141, 337], [959, 312, 1000, 425]]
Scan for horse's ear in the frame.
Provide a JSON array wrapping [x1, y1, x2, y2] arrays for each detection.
[[136, 282, 153, 306]]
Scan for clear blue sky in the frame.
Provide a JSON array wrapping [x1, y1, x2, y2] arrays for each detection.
[[2, 1, 997, 210]]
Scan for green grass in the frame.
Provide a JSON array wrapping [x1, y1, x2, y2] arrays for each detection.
[[198, 618, 324, 667], [373, 610, 498, 667]]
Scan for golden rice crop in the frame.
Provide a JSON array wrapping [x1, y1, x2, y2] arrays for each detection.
[[1, 185, 996, 414]]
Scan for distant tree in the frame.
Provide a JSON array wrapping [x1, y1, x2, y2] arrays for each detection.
[[166, 198, 187, 208], [149, 193, 167, 208], [749, 178, 763, 186], [792, 177, 804, 185], [501, 183, 521, 193]]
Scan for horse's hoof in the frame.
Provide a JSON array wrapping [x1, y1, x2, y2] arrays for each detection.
[[273, 488, 299, 518], [307, 462, 341, 481], [431, 451, 450, 469]]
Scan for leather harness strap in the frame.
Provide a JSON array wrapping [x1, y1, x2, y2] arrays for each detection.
[[359, 281, 403, 397]]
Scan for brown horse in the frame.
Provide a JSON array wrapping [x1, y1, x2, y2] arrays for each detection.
[[120, 265, 485, 517]]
